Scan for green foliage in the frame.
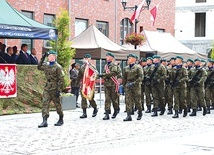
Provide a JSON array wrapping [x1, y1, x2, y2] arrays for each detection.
[[50, 8, 75, 88], [211, 43, 214, 59]]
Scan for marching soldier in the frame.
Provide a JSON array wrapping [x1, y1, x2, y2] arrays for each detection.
[[100, 52, 121, 120], [205, 58, 214, 114], [170, 56, 188, 118], [144, 57, 153, 113], [122, 54, 144, 121], [77, 54, 98, 119], [189, 58, 207, 116], [38, 51, 64, 128], [148, 55, 166, 117]]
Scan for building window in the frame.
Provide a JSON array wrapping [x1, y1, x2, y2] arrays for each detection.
[[43, 14, 55, 47], [75, 18, 88, 37], [196, 0, 206, 3], [96, 21, 109, 37], [21, 11, 34, 52], [157, 28, 165, 33], [120, 18, 133, 45], [195, 13, 206, 37]]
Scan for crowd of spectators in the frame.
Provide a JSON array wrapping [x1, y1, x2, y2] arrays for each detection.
[[0, 42, 38, 65]]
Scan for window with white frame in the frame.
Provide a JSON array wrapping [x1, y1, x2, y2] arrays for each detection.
[[75, 18, 88, 37], [120, 18, 133, 45], [96, 21, 109, 37]]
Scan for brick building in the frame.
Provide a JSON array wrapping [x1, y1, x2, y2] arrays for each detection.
[[1, 0, 175, 59]]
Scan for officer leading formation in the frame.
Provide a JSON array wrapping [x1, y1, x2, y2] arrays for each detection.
[[37, 51, 214, 124]]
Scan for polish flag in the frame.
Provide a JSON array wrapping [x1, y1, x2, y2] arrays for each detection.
[[130, 0, 146, 24], [150, 3, 161, 26]]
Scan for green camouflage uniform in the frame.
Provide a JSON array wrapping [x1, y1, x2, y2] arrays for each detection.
[[102, 62, 121, 112], [122, 63, 144, 114], [187, 66, 193, 110], [171, 65, 188, 111], [165, 65, 173, 110], [38, 60, 64, 117], [144, 64, 153, 107], [150, 63, 166, 111], [189, 66, 207, 110], [205, 67, 214, 107], [77, 63, 97, 109]]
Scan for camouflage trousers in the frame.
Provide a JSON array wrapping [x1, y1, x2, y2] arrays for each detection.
[[125, 84, 141, 114], [165, 84, 173, 108], [81, 91, 97, 109], [190, 86, 206, 109], [141, 84, 145, 105], [42, 90, 63, 117], [205, 86, 214, 107], [104, 85, 119, 111], [186, 85, 191, 107], [145, 84, 152, 106], [152, 83, 165, 109], [173, 87, 187, 110]]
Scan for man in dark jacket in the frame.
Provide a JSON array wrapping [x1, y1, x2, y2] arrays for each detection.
[[16, 44, 31, 64]]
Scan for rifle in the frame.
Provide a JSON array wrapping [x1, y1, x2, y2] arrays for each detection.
[[145, 64, 159, 85], [205, 70, 214, 88], [189, 68, 202, 87], [171, 68, 180, 88]]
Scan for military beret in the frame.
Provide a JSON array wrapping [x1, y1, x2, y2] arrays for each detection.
[[161, 58, 166, 62], [176, 55, 183, 60], [170, 57, 176, 61], [201, 59, 206, 63], [186, 58, 194, 63], [147, 57, 153, 60], [106, 52, 115, 58], [127, 53, 138, 59], [153, 55, 161, 59], [140, 57, 147, 62], [194, 58, 201, 62], [48, 50, 57, 55], [207, 58, 214, 63], [84, 54, 91, 58]]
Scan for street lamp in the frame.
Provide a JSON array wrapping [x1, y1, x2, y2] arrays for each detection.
[[121, 0, 151, 49]]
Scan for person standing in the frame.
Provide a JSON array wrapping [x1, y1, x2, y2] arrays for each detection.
[[122, 54, 144, 121], [100, 52, 121, 120], [77, 54, 98, 119], [37, 51, 65, 128], [29, 48, 38, 65], [16, 44, 31, 64], [170, 56, 188, 118], [149, 55, 166, 117], [70, 63, 81, 107], [4, 47, 15, 63]]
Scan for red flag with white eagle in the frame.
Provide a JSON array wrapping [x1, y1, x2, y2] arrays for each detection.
[[150, 3, 161, 26], [130, 0, 146, 24], [0, 64, 17, 98]]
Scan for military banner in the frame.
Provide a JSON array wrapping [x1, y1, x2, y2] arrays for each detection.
[[0, 64, 17, 98], [81, 63, 97, 100]]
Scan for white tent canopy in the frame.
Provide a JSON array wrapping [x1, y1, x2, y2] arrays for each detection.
[[143, 30, 207, 60]]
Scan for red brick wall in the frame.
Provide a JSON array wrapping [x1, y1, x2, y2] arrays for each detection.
[[3, 0, 175, 59]]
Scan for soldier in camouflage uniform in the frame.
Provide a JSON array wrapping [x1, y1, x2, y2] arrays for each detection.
[[148, 55, 166, 117], [122, 54, 144, 121], [205, 58, 214, 114], [38, 51, 64, 128], [144, 57, 153, 113], [189, 58, 207, 116], [77, 54, 98, 119], [170, 56, 188, 118], [100, 52, 121, 120]]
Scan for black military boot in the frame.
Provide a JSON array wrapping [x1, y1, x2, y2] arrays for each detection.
[[111, 109, 118, 119], [80, 109, 87, 118], [92, 107, 98, 117], [151, 108, 158, 117], [172, 110, 179, 118], [197, 105, 202, 111], [159, 108, 165, 115], [38, 115, 48, 128], [207, 106, 210, 114], [183, 108, 187, 117], [178, 107, 182, 114], [103, 110, 110, 120], [142, 104, 144, 111], [145, 106, 151, 113], [203, 106, 207, 116], [187, 105, 191, 112], [189, 109, 197, 116], [137, 111, 143, 120], [131, 107, 134, 115], [210, 104, 214, 110], [167, 107, 173, 115], [104, 110, 111, 114], [123, 113, 132, 121], [54, 115, 64, 126]]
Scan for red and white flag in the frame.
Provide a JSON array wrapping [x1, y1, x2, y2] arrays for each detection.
[[150, 3, 161, 26], [0, 64, 17, 98], [130, 0, 146, 24]]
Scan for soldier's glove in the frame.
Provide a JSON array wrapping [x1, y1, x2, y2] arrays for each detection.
[[193, 82, 199, 87], [172, 80, 180, 87], [55, 91, 60, 98], [41, 52, 48, 62], [126, 82, 134, 88], [99, 74, 103, 78]]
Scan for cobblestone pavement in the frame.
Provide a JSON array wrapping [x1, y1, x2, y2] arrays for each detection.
[[0, 94, 214, 155]]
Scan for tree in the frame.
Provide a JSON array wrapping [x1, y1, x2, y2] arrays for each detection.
[[50, 8, 75, 89], [211, 43, 214, 59]]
